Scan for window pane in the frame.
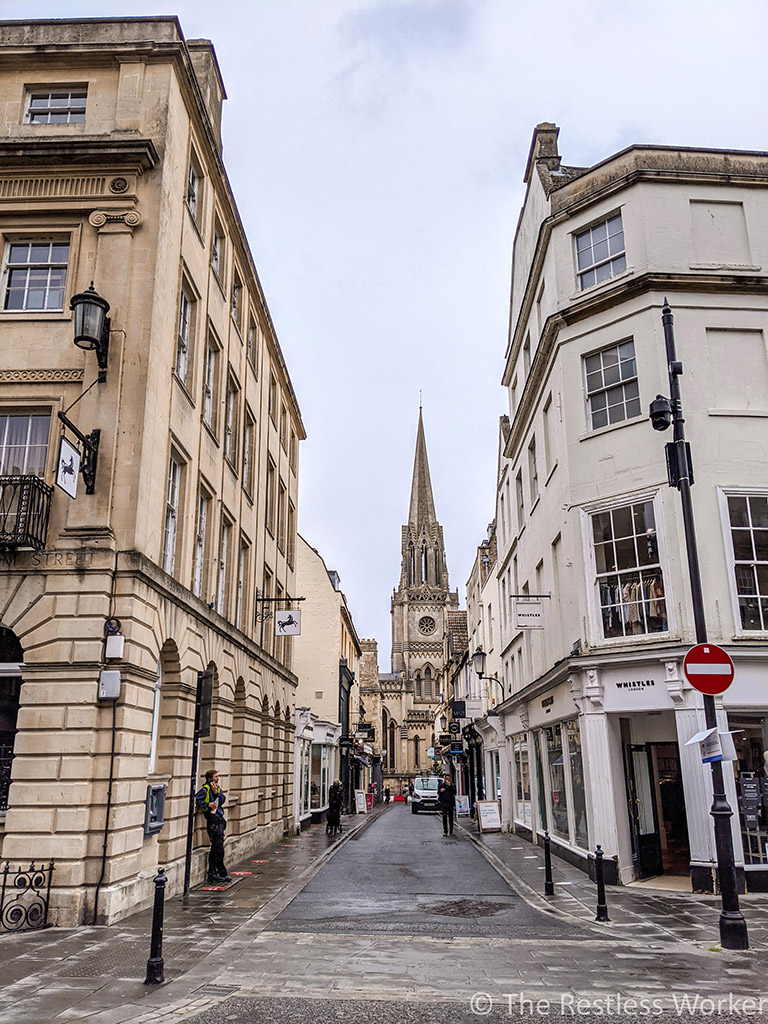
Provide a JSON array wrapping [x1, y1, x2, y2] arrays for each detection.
[[611, 254, 627, 275], [612, 505, 633, 538], [594, 540, 614, 574], [595, 261, 611, 284], [749, 496, 768, 529], [592, 511, 612, 543], [732, 530, 754, 561], [593, 238, 609, 263], [580, 269, 595, 289], [615, 537, 637, 571], [754, 531, 768, 561], [728, 496, 749, 528], [591, 221, 607, 243], [591, 407, 608, 429]]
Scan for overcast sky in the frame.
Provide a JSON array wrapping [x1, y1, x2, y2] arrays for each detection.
[[6, 0, 767, 662]]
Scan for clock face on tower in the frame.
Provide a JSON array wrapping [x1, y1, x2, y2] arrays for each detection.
[[418, 615, 436, 635]]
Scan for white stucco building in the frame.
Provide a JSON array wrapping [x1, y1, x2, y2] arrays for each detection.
[[493, 124, 768, 892]]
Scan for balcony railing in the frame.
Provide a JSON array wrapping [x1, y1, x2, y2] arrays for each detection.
[[0, 475, 52, 551]]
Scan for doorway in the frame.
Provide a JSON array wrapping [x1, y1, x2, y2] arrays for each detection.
[[623, 734, 689, 878]]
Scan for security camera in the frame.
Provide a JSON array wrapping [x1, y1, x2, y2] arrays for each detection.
[[649, 395, 673, 431]]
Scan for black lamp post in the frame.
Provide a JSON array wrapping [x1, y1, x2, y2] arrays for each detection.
[[650, 299, 748, 951], [70, 282, 111, 382], [471, 647, 503, 715]]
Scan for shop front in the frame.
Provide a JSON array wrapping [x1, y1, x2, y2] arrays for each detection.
[[294, 712, 339, 829]]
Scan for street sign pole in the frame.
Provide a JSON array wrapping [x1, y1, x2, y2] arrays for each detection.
[[661, 303, 748, 950]]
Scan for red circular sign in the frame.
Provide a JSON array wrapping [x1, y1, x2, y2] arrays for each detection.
[[683, 643, 735, 695]]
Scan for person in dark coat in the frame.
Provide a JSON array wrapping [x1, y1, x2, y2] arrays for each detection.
[[438, 773, 457, 836], [326, 779, 343, 835], [195, 769, 232, 883]]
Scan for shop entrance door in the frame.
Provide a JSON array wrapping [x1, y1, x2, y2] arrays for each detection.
[[626, 743, 663, 879]]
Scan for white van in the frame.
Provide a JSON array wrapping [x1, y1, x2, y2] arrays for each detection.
[[411, 776, 440, 814]]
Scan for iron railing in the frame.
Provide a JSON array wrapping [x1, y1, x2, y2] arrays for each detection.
[[0, 860, 54, 931], [0, 475, 52, 550]]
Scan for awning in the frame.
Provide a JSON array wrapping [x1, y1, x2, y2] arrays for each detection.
[[354, 756, 370, 766]]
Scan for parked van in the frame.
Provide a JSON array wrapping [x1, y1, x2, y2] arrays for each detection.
[[411, 776, 440, 814]]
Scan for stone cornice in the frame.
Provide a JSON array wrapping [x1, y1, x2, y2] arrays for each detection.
[[0, 137, 158, 172]]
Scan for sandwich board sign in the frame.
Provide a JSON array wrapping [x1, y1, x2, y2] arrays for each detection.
[[476, 799, 502, 833]]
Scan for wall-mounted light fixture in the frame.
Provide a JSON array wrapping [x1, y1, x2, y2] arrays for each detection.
[[70, 282, 111, 383], [471, 646, 503, 716]]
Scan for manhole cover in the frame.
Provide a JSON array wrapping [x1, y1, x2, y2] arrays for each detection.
[[424, 899, 507, 919]]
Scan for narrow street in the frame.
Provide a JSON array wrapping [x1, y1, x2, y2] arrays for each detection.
[[5, 804, 766, 1024]]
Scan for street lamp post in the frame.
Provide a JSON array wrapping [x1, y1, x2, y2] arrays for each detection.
[[650, 300, 748, 950]]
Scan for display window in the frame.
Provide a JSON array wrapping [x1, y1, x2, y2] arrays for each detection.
[[310, 743, 330, 809], [731, 713, 768, 865]]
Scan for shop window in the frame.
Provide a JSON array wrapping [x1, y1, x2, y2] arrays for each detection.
[[566, 719, 588, 848], [732, 714, 768, 866], [545, 724, 569, 842], [534, 730, 549, 832], [310, 743, 329, 809], [727, 494, 768, 632], [591, 499, 667, 638], [513, 734, 532, 828]]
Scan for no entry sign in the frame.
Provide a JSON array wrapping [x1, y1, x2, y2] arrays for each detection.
[[683, 643, 735, 695]]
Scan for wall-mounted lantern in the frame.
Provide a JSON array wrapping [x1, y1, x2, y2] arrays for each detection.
[[70, 282, 111, 382]]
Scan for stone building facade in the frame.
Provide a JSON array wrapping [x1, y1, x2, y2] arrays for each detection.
[[0, 18, 304, 925], [491, 124, 768, 891]]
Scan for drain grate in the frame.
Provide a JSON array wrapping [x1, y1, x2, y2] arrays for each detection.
[[59, 937, 211, 979], [424, 899, 508, 918]]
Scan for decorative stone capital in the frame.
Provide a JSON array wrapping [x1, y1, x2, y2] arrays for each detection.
[[664, 660, 686, 703], [583, 667, 604, 708], [89, 209, 143, 233], [518, 705, 529, 730]]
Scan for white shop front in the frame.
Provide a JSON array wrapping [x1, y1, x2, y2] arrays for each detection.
[[502, 649, 766, 890]]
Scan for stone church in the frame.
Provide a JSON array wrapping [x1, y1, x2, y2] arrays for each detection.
[[360, 410, 458, 794]]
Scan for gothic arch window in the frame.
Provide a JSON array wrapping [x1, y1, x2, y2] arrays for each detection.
[[388, 720, 397, 771], [423, 665, 432, 699], [420, 543, 428, 583], [382, 708, 389, 768], [408, 542, 415, 586], [434, 549, 441, 582], [413, 735, 420, 769], [415, 672, 422, 697]]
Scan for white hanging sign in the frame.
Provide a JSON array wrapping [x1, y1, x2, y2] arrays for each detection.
[[515, 601, 544, 629], [56, 436, 80, 499], [275, 609, 301, 636]]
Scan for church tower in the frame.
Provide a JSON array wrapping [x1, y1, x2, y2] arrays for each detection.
[[391, 409, 458, 692]]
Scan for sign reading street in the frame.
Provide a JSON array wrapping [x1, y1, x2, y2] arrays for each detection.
[[683, 643, 735, 695]]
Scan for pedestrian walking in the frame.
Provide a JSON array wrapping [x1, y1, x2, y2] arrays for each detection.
[[438, 773, 456, 836], [384, 785, 390, 804], [195, 769, 232, 883], [326, 779, 343, 835]]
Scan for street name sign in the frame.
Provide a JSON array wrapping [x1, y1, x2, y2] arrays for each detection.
[[683, 643, 735, 695]]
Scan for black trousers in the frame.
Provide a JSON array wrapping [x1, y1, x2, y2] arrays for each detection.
[[206, 822, 227, 879], [442, 806, 454, 834]]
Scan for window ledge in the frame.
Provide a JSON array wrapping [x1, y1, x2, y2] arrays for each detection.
[[578, 413, 647, 442], [242, 486, 254, 506], [529, 495, 541, 515], [731, 632, 768, 641], [173, 372, 196, 409], [690, 263, 761, 272], [589, 632, 678, 651], [0, 310, 69, 321], [186, 203, 205, 245], [225, 455, 239, 478], [545, 461, 559, 486], [202, 420, 220, 447], [211, 269, 226, 299], [570, 265, 634, 301], [708, 409, 768, 419]]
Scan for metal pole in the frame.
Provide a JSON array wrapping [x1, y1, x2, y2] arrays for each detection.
[[183, 728, 200, 899], [144, 868, 167, 984], [661, 302, 748, 951], [544, 831, 554, 896], [594, 845, 609, 922]]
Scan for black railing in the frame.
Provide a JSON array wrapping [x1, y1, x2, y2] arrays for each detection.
[[0, 861, 54, 931], [0, 475, 52, 550], [0, 745, 13, 813]]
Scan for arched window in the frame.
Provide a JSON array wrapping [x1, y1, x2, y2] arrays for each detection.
[[415, 673, 422, 697], [423, 665, 432, 699], [388, 721, 397, 771], [382, 708, 389, 768], [420, 543, 428, 583], [434, 549, 441, 582], [408, 542, 415, 585], [413, 736, 420, 769], [147, 659, 162, 774]]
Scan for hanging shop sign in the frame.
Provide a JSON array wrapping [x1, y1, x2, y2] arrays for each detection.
[[56, 436, 81, 499], [275, 609, 301, 636], [448, 722, 460, 735], [515, 601, 543, 629]]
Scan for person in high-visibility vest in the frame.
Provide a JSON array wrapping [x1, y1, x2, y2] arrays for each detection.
[[195, 769, 232, 883]]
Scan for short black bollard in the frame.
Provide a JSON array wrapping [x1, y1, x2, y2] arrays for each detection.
[[594, 845, 610, 922], [544, 831, 555, 896], [144, 868, 167, 984]]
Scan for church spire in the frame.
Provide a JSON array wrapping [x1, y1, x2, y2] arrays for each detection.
[[408, 407, 437, 528]]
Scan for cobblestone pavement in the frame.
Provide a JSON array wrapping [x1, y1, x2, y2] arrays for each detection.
[[1, 805, 766, 1024]]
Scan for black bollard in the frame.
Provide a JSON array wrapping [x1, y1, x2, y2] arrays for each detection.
[[544, 831, 555, 896], [144, 868, 167, 984], [594, 845, 610, 922]]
